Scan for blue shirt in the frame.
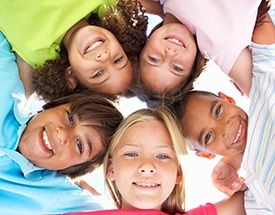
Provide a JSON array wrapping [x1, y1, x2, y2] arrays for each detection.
[[0, 32, 103, 215]]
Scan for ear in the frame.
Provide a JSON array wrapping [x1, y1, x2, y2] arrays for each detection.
[[218, 92, 236, 105], [195, 151, 216, 159], [175, 166, 183, 184], [65, 66, 77, 90], [106, 158, 115, 181]]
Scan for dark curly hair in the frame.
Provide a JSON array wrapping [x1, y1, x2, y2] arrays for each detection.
[[41, 92, 124, 179], [33, 0, 148, 101]]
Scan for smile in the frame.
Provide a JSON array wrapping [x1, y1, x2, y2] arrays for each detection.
[[133, 182, 160, 187], [233, 124, 243, 144], [43, 130, 52, 151], [165, 36, 185, 47], [84, 39, 105, 54]]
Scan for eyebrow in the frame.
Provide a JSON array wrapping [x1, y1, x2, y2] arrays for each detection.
[[118, 58, 129, 70], [198, 100, 218, 145], [85, 136, 92, 157], [91, 59, 129, 86], [91, 76, 109, 86]]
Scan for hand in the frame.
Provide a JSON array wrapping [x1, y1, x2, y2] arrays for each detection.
[[211, 156, 247, 196], [76, 179, 101, 196]]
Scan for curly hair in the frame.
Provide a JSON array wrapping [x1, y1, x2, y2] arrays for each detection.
[[33, 0, 148, 101]]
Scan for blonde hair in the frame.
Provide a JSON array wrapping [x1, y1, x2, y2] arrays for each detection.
[[103, 108, 189, 214]]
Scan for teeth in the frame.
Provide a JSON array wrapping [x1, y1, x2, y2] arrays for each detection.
[[43, 130, 52, 150], [233, 124, 242, 143], [134, 182, 159, 187], [85, 41, 103, 53], [166, 38, 183, 46]]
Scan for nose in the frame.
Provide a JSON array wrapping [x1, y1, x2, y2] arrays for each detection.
[[165, 47, 177, 56], [96, 50, 110, 61], [56, 126, 72, 146], [221, 119, 231, 139], [138, 158, 156, 174]]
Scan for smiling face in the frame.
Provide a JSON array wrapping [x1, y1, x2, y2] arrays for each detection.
[[181, 93, 248, 156], [107, 121, 181, 210], [18, 104, 103, 170], [140, 23, 197, 93], [67, 25, 132, 95]]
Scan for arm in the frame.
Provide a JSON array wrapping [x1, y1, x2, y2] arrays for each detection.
[[229, 12, 275, 96], [214, 191, 246, 215], [15, 53, 35, 99], [252, 12, 275, 44], [228, 47, 252, 96], [211, 153, 247, 196]]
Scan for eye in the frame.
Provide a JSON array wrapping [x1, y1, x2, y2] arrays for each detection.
[[67, 111, 74, 126], [172, 64, 183, 72], [125, 152, 138, 157], [114, 56, 123, 64], [205, 132, 212, 145], [156, 154, 169, 160], [215, 105, 222, 118], [93, 70, 103, 78], [76, 139, 83, 154], [149, 56, 160, 63]]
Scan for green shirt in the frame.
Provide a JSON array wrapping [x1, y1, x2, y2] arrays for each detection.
[[0, 0, 116, 68]]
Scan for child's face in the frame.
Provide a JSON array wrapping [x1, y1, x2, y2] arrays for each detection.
[[18, 104, 103, 170], [107, 121, 181, 210], [140, 23, 197, 93], [181, 93, 248, 156], [67, 26, 132, 95]]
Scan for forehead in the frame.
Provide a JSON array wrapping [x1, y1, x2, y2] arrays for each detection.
[[117, 121, 173, 148], [181, 93, 219, 143]]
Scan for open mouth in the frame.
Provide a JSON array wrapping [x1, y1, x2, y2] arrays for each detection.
[[43, 130, 53, 151], [84, 39, 105, 54], [165, 36, 185, 47], [232, 124, 243, 145], [133, 182, 160, 188]]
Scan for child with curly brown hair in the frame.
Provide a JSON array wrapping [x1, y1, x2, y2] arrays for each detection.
[[0, 30, 125, 214], [0, 0, 148, 101]]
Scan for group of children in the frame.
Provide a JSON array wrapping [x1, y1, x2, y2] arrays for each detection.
[[0, 0, 274, 214]]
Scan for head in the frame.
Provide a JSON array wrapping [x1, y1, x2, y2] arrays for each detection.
[[137, 23, 206, 107], [172, 91, 248, 156], [104, 108, 188, 214], [18, 93, 123, 178], [33, 0, 148, 101]]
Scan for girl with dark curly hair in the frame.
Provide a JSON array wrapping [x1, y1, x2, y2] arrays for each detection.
[[0, 0, 148, 101]]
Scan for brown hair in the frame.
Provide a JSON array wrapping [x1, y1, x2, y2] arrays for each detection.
[[33, 0, 148, 101], [42, 92, 123, 178], [134, 34, 208, 109]]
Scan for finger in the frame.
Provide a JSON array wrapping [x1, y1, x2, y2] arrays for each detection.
[[79, 180, 102, 196]]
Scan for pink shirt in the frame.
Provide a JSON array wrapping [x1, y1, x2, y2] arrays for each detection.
[[65, 203, 217, 215], [160, 0, 260, 75]]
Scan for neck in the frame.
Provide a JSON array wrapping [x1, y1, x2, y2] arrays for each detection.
[[62, 19, 89, 49]]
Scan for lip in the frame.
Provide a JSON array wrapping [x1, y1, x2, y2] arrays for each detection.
[[39, 128, 53, 154], [83, 37, 105, 54], [231, 120, 246, 146], [165, 35, 186, 47], [132, 180, 160, 191]]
